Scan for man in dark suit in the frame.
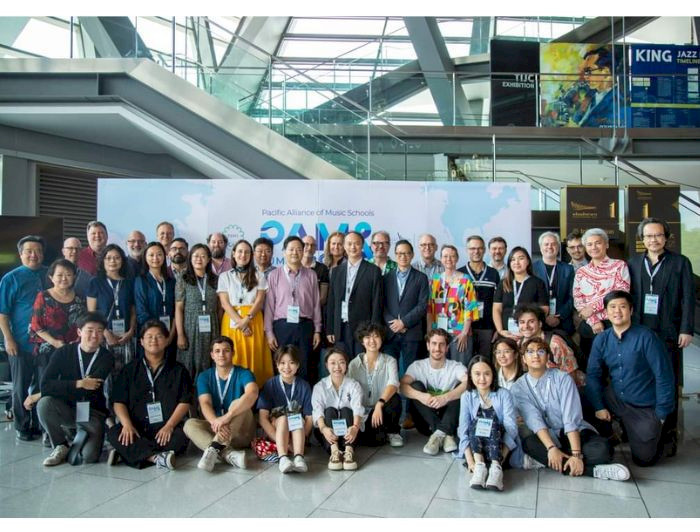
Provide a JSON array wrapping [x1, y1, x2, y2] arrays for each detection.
[[629, 217, 695, 456], [326, 231, 383, 357], [533, 232, 575, 337], [383, 240, 429, 376]]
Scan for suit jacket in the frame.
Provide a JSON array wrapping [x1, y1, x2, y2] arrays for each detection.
[[533, 259, 575, 335], [326, 260, 383, 339], [383, 267, 429, 342], [629, 250, 695, 341]]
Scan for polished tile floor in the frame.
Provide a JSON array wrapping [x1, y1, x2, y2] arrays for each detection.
[[1, 342, 700, 518]]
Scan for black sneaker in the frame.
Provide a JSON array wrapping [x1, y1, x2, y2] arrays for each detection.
[[16, 430, 34, 442]]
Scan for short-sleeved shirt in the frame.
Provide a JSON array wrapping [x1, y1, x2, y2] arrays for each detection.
[[112, 357, 193, 431], [405, 358, 467, 396], [494, 276, 548, 324], [196, 365, 255, 416], [257, 375, 313, 416], [311, 261, 330, 286], [347, 353, 399, 408], [217, 270, 267, 305], [87, 276, 135, 327], [0, 265, 48, 353]]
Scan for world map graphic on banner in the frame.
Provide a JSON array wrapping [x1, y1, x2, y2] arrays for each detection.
[[98, 180, 531, 266]]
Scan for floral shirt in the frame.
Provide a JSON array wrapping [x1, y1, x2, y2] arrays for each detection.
[[573, 258, 630, 326], [30, 290, 86, 358]]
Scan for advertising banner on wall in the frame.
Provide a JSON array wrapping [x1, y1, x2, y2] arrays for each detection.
[[97, 180, 531, 266], [626, 185, 681, 255], [630, 44, 700, 128], [540, 43, 625, 128], [490, 40, 540, 126]]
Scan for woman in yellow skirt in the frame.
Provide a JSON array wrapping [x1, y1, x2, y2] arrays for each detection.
[[217, 239, 272, 388]]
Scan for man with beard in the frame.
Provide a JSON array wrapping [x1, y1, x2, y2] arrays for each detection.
[[487, 237, 507, 280], [125, 230, 146, 279], [207, 232, 232, 275], [78, 221, 108, 276], [168, 238, 189, 281]]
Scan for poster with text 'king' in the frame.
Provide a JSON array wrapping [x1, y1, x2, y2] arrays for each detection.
[[97, 180, 531, 266]]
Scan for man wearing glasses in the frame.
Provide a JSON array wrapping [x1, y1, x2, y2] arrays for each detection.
[[628, 218, 695, 457], [412, 233, 444, 281], [368, 230, 397, 276], [565, 230, 588, 272], [125, 230, 147, 279]]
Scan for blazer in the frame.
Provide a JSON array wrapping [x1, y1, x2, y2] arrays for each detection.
[[628, 250, 695, 341], [533, 259, 575, 335], [326, 260, 383, 339], [383, 267, 429, 342]]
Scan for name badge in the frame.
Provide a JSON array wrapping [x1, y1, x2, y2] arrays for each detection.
[[548, 298, 557, 316], [198, 314, 211, 333], [507, 317, 519, 334], [287, 413, 303, 431], [287, 305, 300, 324], [341, 301, 349, 322], [111, 319, 126, 335], [437, 315, 449, 331], [475, 417, 494, 438], [332, 418, 348, 437], [159, 315, 171, 330], [76, 401, 90, 423], [147, 401, 164, 424], [477, 301, 485, 316], [644, 294, 659, 315]]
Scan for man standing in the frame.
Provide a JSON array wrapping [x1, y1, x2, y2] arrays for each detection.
[[412, 233, 444, 281], [38, 312, 114, 466], [301, 235, 329, 306], [253, 237, 276, 279], [383, 240, 429, 375], [264, 236, 322, 379], [458, 235, 500, 358], [184, 336, 257, 471], [168, 238, 189, 281], [326, 231, 383, 357], [368, 230, 397, 275], [0, 235, 48, 440], [62, 237, 92, 298], [207, 232, 232, 275], [400, 329, 467, 456], [533, 232, 575, 336], [487, 237, 508, 280], [156, 222, 175, 252], [125, 230, 146, 278], [78, 221, 108, 276], [566, 230, 588, 272], [628, 217, 695, 456], [585, 291, 675, 467]]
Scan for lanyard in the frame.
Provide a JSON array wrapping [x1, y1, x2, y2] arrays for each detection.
[[217, 368, 234, 412], [345, 262, 360, 300], [440, 273, 456, 305], [364, 355, 378, 398], [396, 269, 410, 298], [547, 264, 557, 296], [644, 257, 665, 294], [283, 267, 301, 304], [143, 358, 165, 402], [107, 278, 121, 319], [465, 263, 486, 284], [149, 272, 167, 315], [333, 379, 346, 411], [236, 271, 246, 304], [513, 276, 529, 306], [77, 345, 99, 379], [278, 375, 296, 408], [196, 276, 208, 312]]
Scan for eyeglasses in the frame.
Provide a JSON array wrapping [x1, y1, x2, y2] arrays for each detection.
[[62, 247, 80, 252], [419, 243, 436, 248], [372, 241, 389, 247], [127, 239, 145, 245], [525, 349, 547, 357], [643, 233, 665, 240], [566, 245, 583, 251]]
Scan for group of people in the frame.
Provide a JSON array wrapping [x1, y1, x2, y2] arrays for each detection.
[[0, 216, 693, 491]]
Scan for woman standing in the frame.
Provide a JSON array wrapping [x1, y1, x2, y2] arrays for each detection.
[[493, 247, 548, 341], [347, 322, 403, 447], [134, 242, 176, 347], [87, 244, 137, 371], [175, 244, 220, 380], [217, 239, 271, 387], [323, 231, 346, 272], [427, 245, 479, 365]]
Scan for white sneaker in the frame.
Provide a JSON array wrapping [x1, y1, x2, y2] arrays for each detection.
[[593, 463, 630, 481], [155, 450, 176, 470], [278, 455, 294, 474], [343, 447, 358, 471], [486, 462, 504, 491], [293, 454, 308, 473], [470, 462, 488, 489], [43, 444, 69, 467], [443, 435, 458, 453], [222, 448, 247, 469], [388, 433, 404, 447], [423, 432, 444, 456], [522, 453, 546, 470], [197, 446, 220, 472]]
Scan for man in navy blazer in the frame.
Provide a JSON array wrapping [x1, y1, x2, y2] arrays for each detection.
[[629, 217, 695, 456], [533, 232, 575, 336], [383, 240, 429, 375], [326, 231, 383, 357]]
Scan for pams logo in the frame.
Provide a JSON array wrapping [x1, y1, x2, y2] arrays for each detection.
[[222, 224, 245, 244], [570, 201, 596, 211]]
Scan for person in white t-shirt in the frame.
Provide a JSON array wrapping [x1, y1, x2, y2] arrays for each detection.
[[400, 328, 468, 456]]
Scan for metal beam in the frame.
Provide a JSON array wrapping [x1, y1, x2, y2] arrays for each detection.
[[404, 17, 474, 126], [78, 17, 152, 59], [189, 17, 217, 91], [553, 17, 657, 44], [469, 17, 492, 55]]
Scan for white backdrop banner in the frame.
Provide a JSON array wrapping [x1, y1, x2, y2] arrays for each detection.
[[98, 179, 531, 265]]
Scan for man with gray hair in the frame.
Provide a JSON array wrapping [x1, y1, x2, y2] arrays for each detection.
[[412, 233, 444, 281], [125, 230, 146, 278], [61, 237, 93, 298], [368, 230, 397, 275], [533, 232, 575, 336], [78, 221, 108, 276]]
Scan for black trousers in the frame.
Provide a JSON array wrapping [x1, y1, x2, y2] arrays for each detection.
[[522, 428, 613, 477], [577, 320, 611, 372], [358, 394, 402, 446], [604, 386, 663, 467], [8, 351, 40, 433], [272, 318, 315, 380], [472, 328, 495, 361], [408, 381, 460, 437], [337, 322, 362, 359], [314, 406, 355, 454], [661, 338, 681, 443], [106, 422, 189, 469], [383, 335, 420, 377]]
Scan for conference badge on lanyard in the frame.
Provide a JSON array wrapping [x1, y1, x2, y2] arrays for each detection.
[[475, 417, 493, 437], [143, 360, 164, 424], [548, 298, 557, 316], [332, 418, 348, 436], [76, 345, 98, 423], [643, 258, 664, 315], [197, 277, 212, 332], [507, 317, 519, 334]]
